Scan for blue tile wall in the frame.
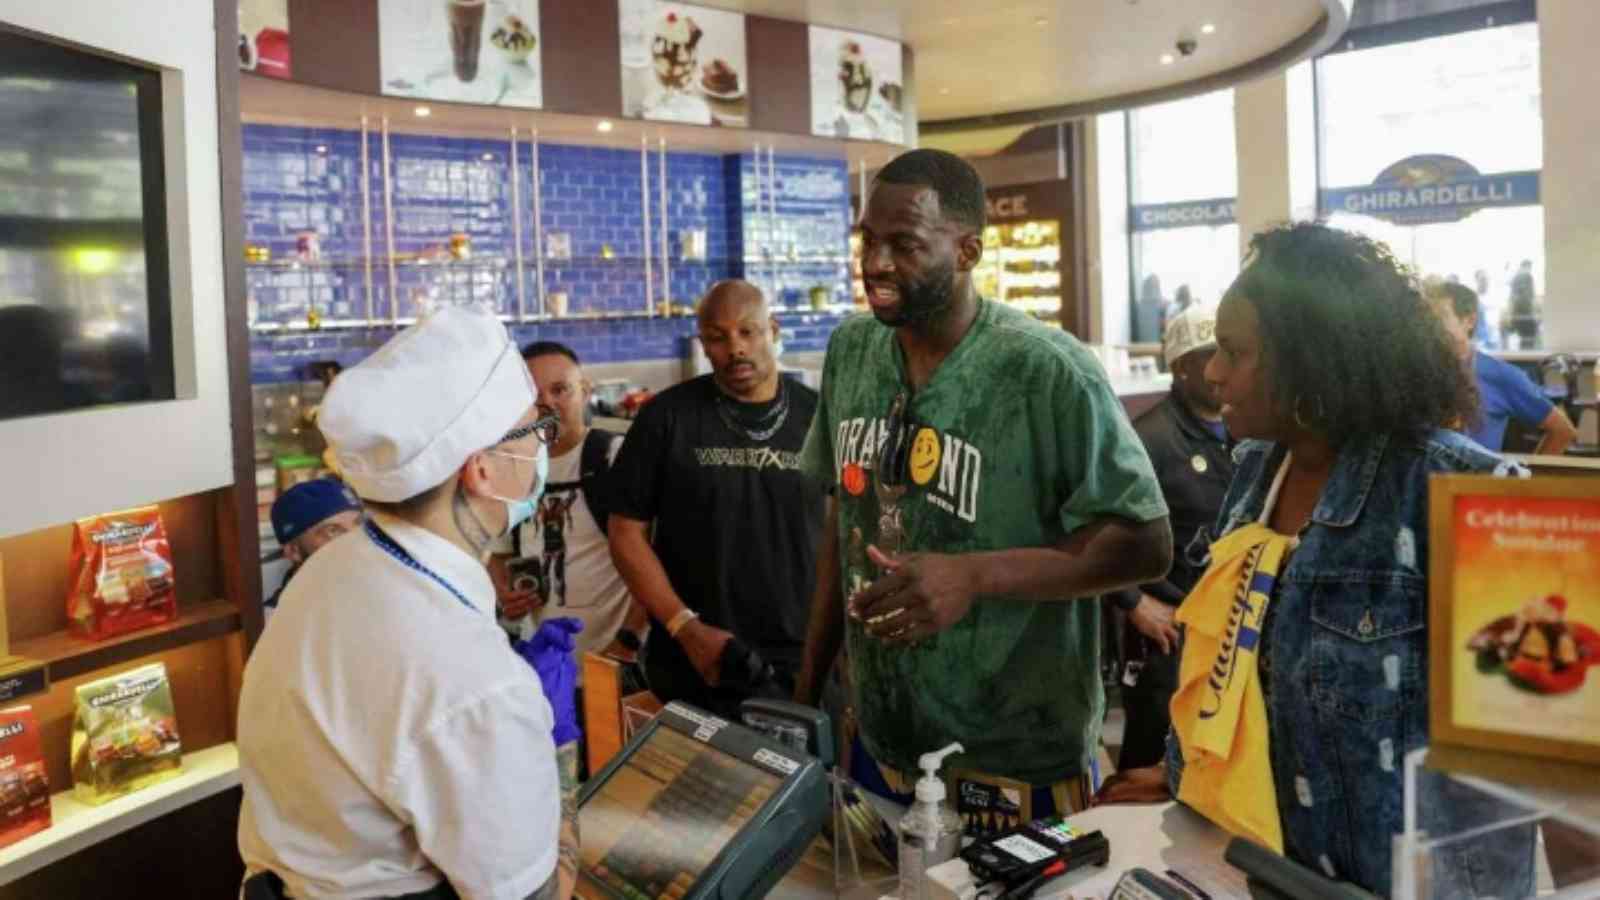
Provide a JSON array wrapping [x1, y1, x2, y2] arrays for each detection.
[[243, 124, 855, 384], [735, 153, 852, 308]]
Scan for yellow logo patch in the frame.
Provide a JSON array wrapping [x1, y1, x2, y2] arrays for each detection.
[[910, 427, 941, 486]]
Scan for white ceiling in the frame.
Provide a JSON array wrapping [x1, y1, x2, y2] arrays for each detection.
[[693, 0, 1334, 122]]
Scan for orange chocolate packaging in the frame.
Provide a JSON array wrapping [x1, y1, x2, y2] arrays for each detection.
[[66, 506, 178, 641], [0, 706, 51, 848]]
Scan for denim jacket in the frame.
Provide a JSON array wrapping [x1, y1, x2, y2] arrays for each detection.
[[1168, 429, 1535, 898]]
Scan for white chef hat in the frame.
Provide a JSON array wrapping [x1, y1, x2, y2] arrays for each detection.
[[1163, 305, 1217, 366], [319, 307, 536, 503]]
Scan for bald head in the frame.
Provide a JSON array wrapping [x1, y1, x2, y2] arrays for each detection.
[[697, 279, 769, 324], [696, 280, 781, 402]]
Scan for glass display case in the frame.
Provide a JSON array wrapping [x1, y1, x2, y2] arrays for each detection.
[[1394, 748, 1600, 899], [974, 219, 1063, 320]]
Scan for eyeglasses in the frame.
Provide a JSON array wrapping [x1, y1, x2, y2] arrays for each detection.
[[500, 414, 561, 447], [876, 392, 911, 489]]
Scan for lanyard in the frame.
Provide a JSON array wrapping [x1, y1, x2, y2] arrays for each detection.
[[364, 520, 478, 613]]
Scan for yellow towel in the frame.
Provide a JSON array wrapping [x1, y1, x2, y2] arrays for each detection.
[[1170, 522, 1290, 854]]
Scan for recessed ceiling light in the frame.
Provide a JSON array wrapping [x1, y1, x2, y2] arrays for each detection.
[[481, 153, 494, 161], [314, 145, 328, 154], [414, 106, 431, 117], [596, 120, 614, 133], [1160, 54, 1175, 65], [1201, 23, 1216, 34]]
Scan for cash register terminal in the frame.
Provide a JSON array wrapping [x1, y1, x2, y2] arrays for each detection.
[[574, 702, 829, 900]]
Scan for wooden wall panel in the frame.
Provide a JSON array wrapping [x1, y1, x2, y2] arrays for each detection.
[[220, 0, 267, 650], [540, 0, 623, 116], [747, 16, 811, 135], [0, 786, 244, 899], [286, 0, 381, 95]]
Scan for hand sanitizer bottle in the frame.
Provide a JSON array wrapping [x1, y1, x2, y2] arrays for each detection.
[[898, 743, 964, 900]]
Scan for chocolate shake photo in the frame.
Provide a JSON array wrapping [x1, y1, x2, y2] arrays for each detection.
[[379, 0, 544, 108], [447, 0, 486, 82]]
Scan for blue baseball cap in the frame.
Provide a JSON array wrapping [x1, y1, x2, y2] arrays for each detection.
[[272, 478, 363, 546]]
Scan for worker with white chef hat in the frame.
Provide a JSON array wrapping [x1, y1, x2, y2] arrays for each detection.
[[238, 306, 581, 900]]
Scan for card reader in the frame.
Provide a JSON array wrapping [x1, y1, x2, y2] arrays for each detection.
[[961, 816, 1110, 885]]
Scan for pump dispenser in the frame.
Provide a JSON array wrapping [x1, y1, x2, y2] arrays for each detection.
[[898, 743, 964, 900]]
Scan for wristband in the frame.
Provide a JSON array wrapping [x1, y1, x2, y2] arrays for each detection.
[[667, 608, 700, 638]]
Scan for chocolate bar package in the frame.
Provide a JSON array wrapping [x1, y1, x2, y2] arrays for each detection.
[[71, 663, 182, 805], [0, 705, 50, 847], [67, 506, 178, 641]]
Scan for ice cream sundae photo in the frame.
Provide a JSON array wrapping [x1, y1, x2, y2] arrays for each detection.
[[1468, 594, 1600, 694], [652, 11, 702, 92], [839, 40, 873, 113], [491, 14, 537, 64]]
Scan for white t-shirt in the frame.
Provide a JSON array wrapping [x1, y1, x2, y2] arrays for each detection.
[[238, 512, 560, 900], [501, 432, 633, 657]]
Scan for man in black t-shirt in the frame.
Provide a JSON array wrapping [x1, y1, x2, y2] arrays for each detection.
[[608, 280, 825, 718]]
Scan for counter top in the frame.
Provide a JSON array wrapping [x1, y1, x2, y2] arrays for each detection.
[[1490, 350, 1599, 363], [1109, 374, 1172, 398], [1505, 453, 1600, 472], [926, 802, 1243, 900]]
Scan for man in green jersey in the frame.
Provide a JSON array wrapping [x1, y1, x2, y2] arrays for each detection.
[[795, 149, 1172, 814]]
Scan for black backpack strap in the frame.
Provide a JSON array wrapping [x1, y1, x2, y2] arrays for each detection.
[[579, 428, 622, 535]]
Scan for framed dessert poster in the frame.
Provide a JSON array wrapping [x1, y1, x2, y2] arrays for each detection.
[[379, 0, 543, 108], [619, 0, 748, 127], [1430, 474, 1600, 768], [808, 26, 904, 144]]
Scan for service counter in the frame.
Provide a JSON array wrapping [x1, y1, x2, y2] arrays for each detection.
[[922, 801, 1238, 900]]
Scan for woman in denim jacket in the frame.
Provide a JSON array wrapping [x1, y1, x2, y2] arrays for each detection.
[[1097, 223, 1535, 897]]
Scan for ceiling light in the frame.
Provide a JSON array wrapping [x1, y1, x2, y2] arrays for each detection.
[[597, 120, 614, 133], [481, 153, 494, 161], [314, 145, 328, 154], [1160, 54, 1175, 65], [414, 105, 431, 118], [1201, 23, 1216, 34], [938, 87, 951, 95]]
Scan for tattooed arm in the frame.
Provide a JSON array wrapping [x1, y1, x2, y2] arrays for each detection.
[[555, 740, 581, 900]]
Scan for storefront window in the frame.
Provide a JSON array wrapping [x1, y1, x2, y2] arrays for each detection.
[[1317, 17, 1542, 348], [1126, 89, 1240, 344]]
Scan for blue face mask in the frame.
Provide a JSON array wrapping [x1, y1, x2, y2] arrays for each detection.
[[489, 446, 548, 534]]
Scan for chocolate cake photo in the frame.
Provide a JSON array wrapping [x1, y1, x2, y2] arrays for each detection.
[[700, 58, 741, 97]]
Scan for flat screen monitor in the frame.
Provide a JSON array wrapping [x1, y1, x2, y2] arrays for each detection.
[[0, 26, 175, 421], [576, 703, 828, 900]]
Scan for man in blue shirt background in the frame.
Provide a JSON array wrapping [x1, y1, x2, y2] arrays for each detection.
[[1429, 282, 1577, 454]]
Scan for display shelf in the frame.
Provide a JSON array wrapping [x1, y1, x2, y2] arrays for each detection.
[[0, 742, 240, 887], [245, 256, 509, 269], [11, 600, 240, 683]]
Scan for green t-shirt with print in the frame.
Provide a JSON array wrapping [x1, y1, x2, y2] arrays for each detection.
[[800, 300, 1168, 785]]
